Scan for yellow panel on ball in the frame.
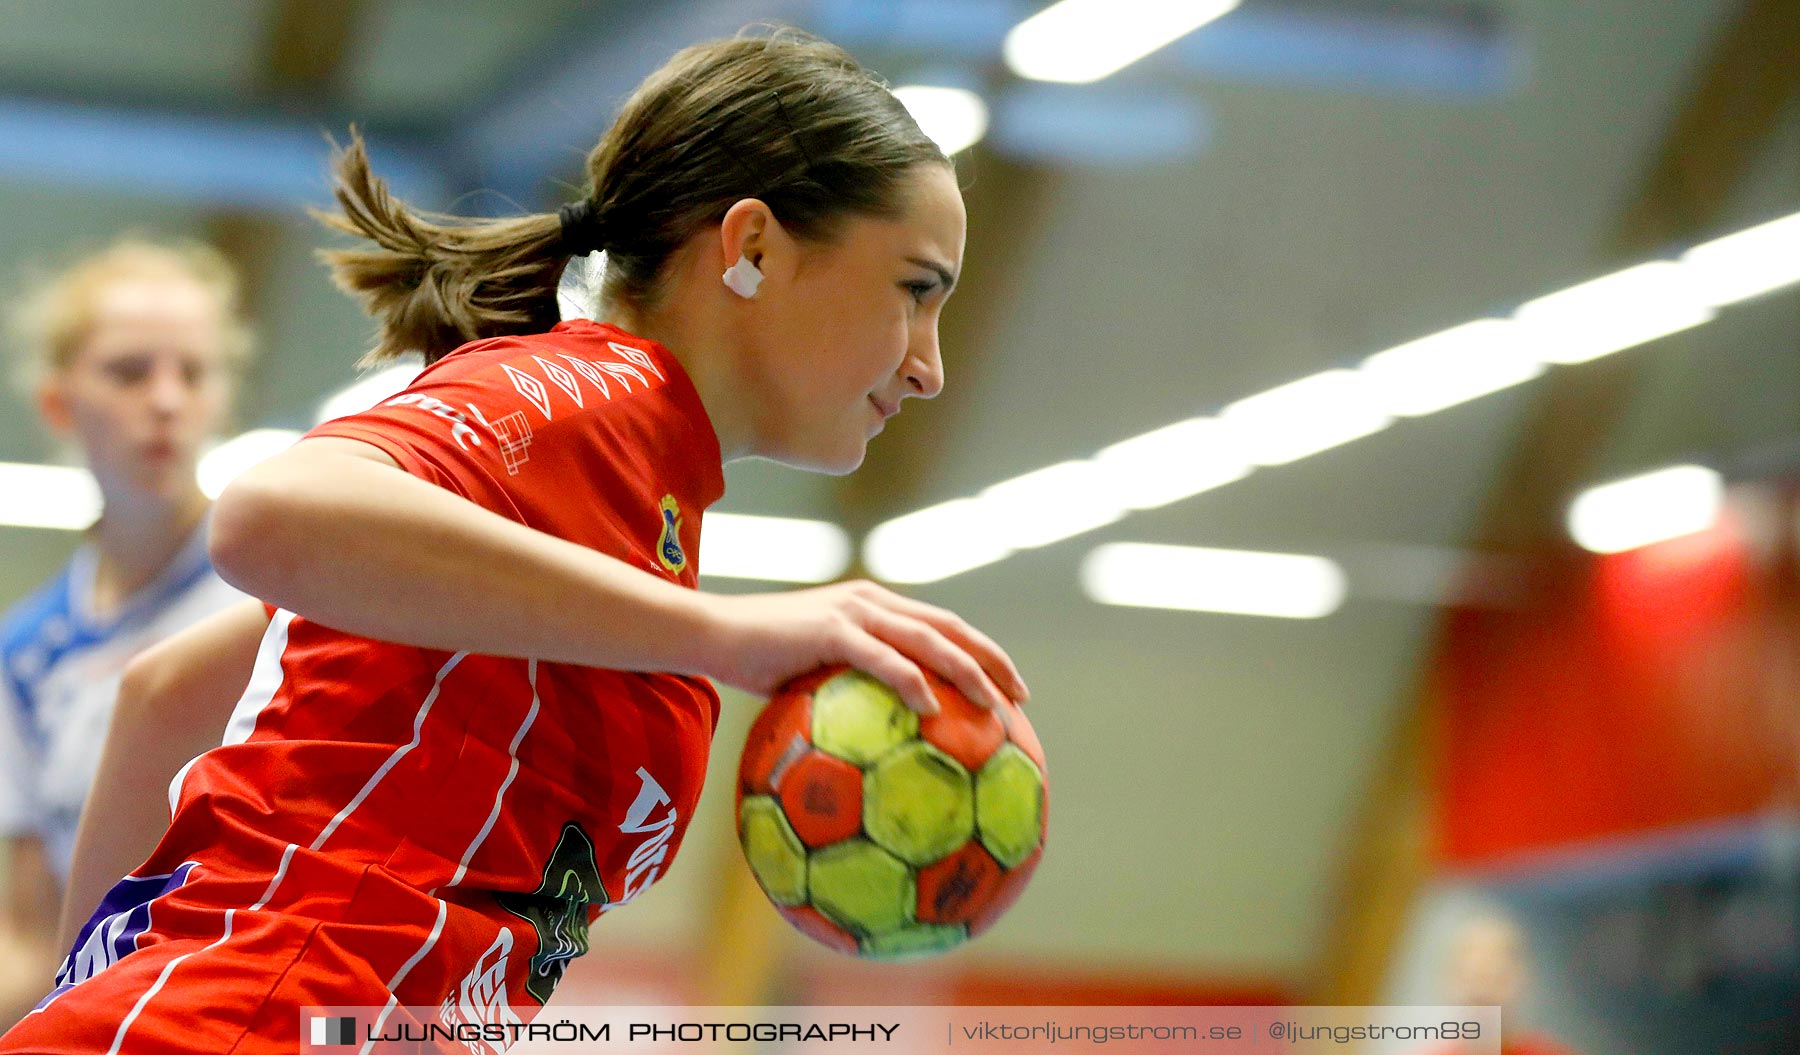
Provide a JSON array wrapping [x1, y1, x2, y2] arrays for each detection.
[[808, 838, 914, 936], [864, 741, 975, 866], [738, 795, 808, 906], [974, 743, 1044, 869], [861, 921, 968, 961], [811, 670, 920, 767]]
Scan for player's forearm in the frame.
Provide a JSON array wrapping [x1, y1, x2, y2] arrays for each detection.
[[0, 941, 58, 1032], [210, 440, 714, 674], [56, 707, 175, 950], [57, 600, 271, 953], [1, 836, 59, 1028]]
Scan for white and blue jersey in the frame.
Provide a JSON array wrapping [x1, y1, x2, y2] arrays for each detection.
[[0, 522, 243, 881]]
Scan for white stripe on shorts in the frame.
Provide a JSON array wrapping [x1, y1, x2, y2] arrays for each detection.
[[107, 908, 237, 1055], [442, 659, 542, 891], [359, 899, 449, 1055]]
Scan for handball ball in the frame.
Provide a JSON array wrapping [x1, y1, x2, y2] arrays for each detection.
[[736, 665, 1047, 960]]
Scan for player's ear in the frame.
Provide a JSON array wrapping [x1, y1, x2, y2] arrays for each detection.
[[718, 199, 768, 271], [35, 375, 74, 438], [717, 198, 794, 277]]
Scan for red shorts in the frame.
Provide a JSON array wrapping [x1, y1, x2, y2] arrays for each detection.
[[2, 851, 541, 1054]]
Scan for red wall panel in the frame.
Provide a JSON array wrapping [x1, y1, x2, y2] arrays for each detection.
[[1434, 501, 1800, 870]]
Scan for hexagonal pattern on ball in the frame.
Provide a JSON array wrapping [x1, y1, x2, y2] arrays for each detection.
[[777, 749, 864, 848], [811, 670, 919, 767], [863, 741, 975, 867], [969, 845, 1042, 938], [975, 743, 1044, 869], [738, 795, 808, 906], [915, 840, 1004, 925], [776, 903, 860, 956], [808, 838, 914, 936]]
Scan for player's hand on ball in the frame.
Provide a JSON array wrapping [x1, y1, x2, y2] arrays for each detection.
[[696, 580, 1029, 713]]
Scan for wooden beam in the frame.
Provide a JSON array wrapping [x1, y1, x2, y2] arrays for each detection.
[[693, 838, 792, 1005], [201, 0, 368, 419], [1313, 0, 1800, 1005], [197, 211, 286, 423], [1307, 686, 1433, 1005], [258, 0, 365, 103], [1610, 0, 1800, 258]]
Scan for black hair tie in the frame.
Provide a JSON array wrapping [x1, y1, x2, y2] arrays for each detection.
[[557, 200, 607, 256]]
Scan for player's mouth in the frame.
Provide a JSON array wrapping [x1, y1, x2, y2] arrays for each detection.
[[868, 395, 899, 421], [140, 439, 179, 463]]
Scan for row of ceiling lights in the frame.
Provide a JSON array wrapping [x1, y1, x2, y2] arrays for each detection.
[[0, 2, 1790, 618], [0, 208, 1788, 617], [862, 213, 1800, 587], [893, 0, 1245, 155]]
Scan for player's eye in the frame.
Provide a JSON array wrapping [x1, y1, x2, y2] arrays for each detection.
[[102, 357, 153, 385], [902, 280, 937, 305]]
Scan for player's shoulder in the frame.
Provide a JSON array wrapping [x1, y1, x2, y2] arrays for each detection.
[[442, 321, 668, 386], [428, 320, 664, 376], [0, 561, 78, 662], [0, 560, 80, 701], [421, 320, 679, 425]]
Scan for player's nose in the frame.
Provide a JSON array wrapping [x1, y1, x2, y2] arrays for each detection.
[[146, 364, 190, 416], [902, 328, 945, 401]]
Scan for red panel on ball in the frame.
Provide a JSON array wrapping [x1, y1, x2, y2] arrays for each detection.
[[783, 665, 845, 699], [966, 845, 1042, 939], [915, 841, 1003, 925], [997, 703, 1046, 773], [777, 750, 864, 847], [740, 693, 812, 796], [919, 675, 1008, 771], [777, 904, 860, 956]]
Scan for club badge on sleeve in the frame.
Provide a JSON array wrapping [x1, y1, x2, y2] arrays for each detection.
[[657, 495, 687, 575]]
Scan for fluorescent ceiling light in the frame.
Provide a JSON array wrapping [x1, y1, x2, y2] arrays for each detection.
[[316, 362, 424, 424], [1093, 418, 1252, 509], [977, 460, 1124, 549], [1220, 369, 1391, 465], [698, 513, 851, 583], [858, 210, 1792, 587], [1081, 542, 1346, 618], [892, 85, 990, 156], [197, 429, 302, 500], [1514, 261, 1714, 364], [1360, 318, 1543, 416], [1680, 209, 1800, 308], [0, 463, 100, 531], [1005, 0, 1241, 83], [1567, 464, 1723, 554], [865, 499, 1013, 584]]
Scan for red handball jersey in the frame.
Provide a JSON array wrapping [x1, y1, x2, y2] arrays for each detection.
[[5, 321, 726, 1053]]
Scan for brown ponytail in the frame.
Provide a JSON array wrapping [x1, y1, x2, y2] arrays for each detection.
[[315, 132, 566, 366], [317, 27, 946, 366]]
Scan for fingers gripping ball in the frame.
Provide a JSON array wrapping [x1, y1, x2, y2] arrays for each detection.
[[736, 665, 1047, 960]]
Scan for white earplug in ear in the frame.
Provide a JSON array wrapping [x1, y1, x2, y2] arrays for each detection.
[[722, 254, 764, 299]]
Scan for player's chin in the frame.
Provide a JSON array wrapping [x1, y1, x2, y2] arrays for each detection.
[[773, 434, 867, 476], [133, 458, 200, 497], [818, 441, 869, 476]]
